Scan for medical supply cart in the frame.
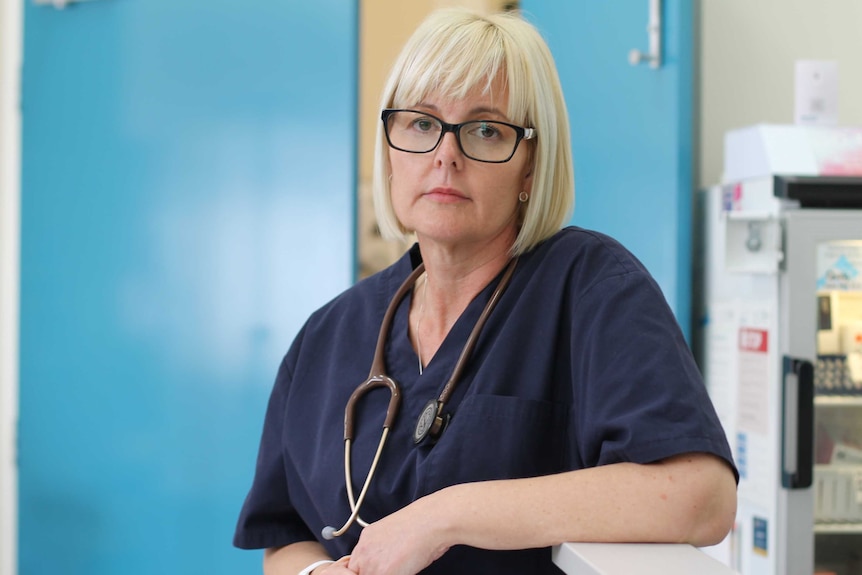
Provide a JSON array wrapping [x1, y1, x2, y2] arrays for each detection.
[[695, 125, 862, 575]]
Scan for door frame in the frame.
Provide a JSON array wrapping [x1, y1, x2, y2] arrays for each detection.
[[0, 0, 22, 572]]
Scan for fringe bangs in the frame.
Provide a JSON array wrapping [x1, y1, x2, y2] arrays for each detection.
[[392, 20, 511, 115]]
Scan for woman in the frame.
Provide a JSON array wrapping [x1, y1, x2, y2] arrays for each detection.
[[234, 8, 737, 575]]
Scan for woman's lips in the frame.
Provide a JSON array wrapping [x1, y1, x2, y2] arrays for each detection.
[[425, 187, 468, 202]]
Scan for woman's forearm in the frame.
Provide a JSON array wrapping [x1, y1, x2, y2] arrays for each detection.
[[264, 541, 332, 575], [430, 452, 737, 551]]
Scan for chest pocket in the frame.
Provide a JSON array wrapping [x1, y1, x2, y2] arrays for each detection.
[[419, 394, 569, 495]]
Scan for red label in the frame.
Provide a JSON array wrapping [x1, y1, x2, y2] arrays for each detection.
[[739, 328, 768, 352]]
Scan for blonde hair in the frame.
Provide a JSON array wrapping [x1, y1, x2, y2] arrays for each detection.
[[372, 8, 574, 256]]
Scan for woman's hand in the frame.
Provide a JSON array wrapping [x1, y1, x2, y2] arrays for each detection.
[[346, 494, 452, 575], [314, 555, 355, 575]]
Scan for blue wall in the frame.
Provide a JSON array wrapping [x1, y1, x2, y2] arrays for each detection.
[[20, 1, 355, 573]]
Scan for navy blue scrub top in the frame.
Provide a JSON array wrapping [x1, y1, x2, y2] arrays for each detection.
[[234, 227, 736, 574]]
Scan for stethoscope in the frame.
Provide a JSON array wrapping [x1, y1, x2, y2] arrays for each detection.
[[321, 257, 519, 540]]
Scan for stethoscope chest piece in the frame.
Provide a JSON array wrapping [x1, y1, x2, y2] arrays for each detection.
[[413, 399, 449, 444]]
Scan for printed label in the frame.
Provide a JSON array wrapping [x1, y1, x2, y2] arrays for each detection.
[[739, 328, 768, 353], [753, 516, 768, 557], [736, 432, 747, 480], [738, 327, 769, 435], [817, 242, 862, 291]]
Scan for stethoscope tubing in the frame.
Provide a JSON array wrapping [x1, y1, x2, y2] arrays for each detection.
[[325, 430, 388, 538], [322, 257, 518, 541]]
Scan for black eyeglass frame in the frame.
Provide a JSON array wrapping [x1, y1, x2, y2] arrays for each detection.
[[381, 108, 536, 164]]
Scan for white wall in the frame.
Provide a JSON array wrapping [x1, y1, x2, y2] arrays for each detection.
[[0, 0, 21, 572], [699, 0, 862, 188]]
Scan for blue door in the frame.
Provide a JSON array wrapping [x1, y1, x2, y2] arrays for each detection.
[[521, 1, 695, 335], [19, 1, 355, 573]]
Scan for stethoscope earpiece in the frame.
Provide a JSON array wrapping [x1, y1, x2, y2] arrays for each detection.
[[321, 526, 336, 540]]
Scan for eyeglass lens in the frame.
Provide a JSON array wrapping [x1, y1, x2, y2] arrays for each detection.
[[384, 110, 523, 163]]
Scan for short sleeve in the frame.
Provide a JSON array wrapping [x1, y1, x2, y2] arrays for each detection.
[[233, 352, 317, 549], [571, 269, 736, 476]]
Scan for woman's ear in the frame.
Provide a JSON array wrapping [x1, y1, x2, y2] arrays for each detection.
[[524, 141, 536, 180], [523, 155, 535, 193]]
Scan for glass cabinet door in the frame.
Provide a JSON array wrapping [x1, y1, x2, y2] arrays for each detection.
[[814, 240, 862, 575]]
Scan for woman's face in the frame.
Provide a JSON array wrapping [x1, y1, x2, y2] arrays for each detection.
[[388, 80, 534, 256]]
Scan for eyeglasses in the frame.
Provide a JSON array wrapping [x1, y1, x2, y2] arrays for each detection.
[[381, 109, 536, 164]]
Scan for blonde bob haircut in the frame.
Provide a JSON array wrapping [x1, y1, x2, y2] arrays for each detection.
[[372, 8, 574, 256]]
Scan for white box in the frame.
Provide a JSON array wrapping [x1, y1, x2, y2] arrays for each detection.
[[723, 124, 862, 183], [795, 60, 839, 126], [814, 465, 862, 522]]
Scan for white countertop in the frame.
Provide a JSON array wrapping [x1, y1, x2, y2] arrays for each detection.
[[552, 542, 740, 575]]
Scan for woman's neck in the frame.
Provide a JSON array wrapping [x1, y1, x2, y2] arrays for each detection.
[[410, 241, 513, 369]]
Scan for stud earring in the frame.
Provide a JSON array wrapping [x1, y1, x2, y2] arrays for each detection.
[[519, 191, 529, 203]]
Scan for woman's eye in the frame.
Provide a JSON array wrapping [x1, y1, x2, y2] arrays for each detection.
[[413, 119, 435, 132], [474, 122, 500, 139], [481, 125, 498, 138]]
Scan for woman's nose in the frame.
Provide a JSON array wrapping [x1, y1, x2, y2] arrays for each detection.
[[434, 131, 464, 167]]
